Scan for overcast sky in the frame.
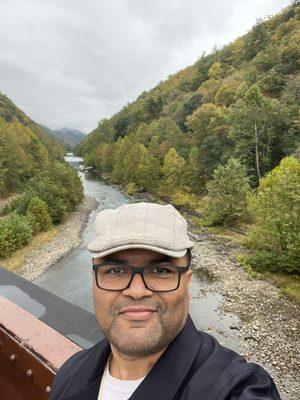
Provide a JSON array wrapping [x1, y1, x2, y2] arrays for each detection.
[[0, 0, 291, 133]]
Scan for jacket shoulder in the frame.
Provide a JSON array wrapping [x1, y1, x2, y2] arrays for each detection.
[[189, 331, 280, 399], [49, 340, 107, 400]]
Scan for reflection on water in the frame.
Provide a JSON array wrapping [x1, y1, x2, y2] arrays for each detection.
[[35, 156, 243, 353]]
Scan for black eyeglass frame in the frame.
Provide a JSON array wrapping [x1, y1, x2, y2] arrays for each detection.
[[92, 262, 190, 292]]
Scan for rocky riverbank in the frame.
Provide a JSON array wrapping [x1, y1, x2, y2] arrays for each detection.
[[16, 195, 98, 281], [190, 232, 299, 400]]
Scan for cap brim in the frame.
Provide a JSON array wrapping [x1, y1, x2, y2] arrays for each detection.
[[90, 244, 188, 259]]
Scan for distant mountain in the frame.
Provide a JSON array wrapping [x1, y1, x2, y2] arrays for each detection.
[[41, 126, 85, 150], [0, 93, 65, 195]]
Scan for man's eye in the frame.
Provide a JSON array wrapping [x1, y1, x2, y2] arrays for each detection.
[[106, 268, 124, 274], [151, 266, 173, 274]]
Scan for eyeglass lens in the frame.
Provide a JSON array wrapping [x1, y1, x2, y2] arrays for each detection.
[[96, 263, 180, 291]]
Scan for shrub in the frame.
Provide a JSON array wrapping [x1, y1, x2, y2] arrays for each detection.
[[0, 193, 30, 216], [44, 161, 84, 211], [26, 196, 52, 234], [203, 158, 251, 226], [170, 190, 197, 210], [0, 212, 33, 259], [125, 182, 138, 195], [25, 177, 68, 224], [245, 156, 300, 274]]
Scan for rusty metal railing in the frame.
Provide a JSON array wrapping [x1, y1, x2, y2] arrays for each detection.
[[0, 295, 81, 400]]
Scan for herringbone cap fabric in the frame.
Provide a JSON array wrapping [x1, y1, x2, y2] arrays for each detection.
[[88, 202, 194, 258]]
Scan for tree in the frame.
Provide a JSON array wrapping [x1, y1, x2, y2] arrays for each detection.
[[136, 153, 161, 191], [186, 103, 232, 185], [185, 146, 202, 194], [160, 148, 187, 196], [204, 158, 251, 226], [123, 143, 148, 184], [244, 18, 270, 60], [173, 92, 202, 131], [246, 157, 300, 274], [208, 62, 223, 80], [112, 137, 132, 183], [229, 84, 288, 183]]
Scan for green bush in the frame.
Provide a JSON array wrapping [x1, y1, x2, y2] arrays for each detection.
[[26, 196, 52, 234], [44, 161, 84, 212], [246, 156, 300, 274], [203, 158, 251, 226], [24, 177, 68, 224], [21, 161, 84, 224], [0, 194, 30, 216], [125, 182, 138, 195], [0, 212, 33, 259]]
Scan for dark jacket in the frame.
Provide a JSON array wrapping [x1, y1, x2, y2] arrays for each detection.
[[49, 315, 281, 400]]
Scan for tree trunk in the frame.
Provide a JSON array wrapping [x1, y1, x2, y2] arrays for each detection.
[[254, 120, 261, 180]]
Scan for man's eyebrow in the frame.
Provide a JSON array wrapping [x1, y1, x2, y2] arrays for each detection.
[[150, 256, 172, 263], [101, 256, 172, 263], [102, 257, 127, 263]]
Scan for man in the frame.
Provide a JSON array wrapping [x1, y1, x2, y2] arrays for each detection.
[[50, 202, 281, 400]]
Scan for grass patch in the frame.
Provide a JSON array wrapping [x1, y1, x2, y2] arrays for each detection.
[[238, 254, 300, 304], [207, 226, 246, 244], [1, 226, 59, 272], [264, 273, 300, 305]]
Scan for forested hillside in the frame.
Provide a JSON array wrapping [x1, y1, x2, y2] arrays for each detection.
[[0, 93, 65, 195], [79, 2, 299, 192], [78, 3, 299, 282]]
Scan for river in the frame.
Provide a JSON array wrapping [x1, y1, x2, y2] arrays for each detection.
[[34, 155, 243, 353]]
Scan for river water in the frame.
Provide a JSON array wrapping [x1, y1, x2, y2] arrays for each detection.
[[35, 155, 243, 353]]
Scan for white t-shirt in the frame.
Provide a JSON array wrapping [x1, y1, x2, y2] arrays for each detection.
[[98, 360, 146, 400]]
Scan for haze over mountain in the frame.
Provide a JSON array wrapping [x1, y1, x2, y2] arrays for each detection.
[[41, 126, 85, 150]]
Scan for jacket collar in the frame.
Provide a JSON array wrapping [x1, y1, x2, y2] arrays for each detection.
[[64, 314, 202, 400], [130, 315, 202, 399]]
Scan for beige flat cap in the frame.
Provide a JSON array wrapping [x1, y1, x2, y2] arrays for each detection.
[[87, 202, 194, 258]]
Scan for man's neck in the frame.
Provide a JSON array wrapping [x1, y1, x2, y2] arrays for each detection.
[[108, 346, 166, 380]]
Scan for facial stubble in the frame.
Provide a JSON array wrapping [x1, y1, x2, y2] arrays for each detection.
[[97, 295, 188, 357]]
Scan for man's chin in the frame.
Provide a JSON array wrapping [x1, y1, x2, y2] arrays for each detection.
[[111, 336, 165, 357], [108, 320, 165, 356]]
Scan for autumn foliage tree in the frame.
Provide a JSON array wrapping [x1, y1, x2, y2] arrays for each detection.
[[245, 157, 300, 273]]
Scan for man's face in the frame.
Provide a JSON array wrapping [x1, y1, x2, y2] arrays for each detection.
[[92, 249, 192, 357]]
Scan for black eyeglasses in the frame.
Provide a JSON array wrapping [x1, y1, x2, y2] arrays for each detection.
[[92, 262, 189, 292]]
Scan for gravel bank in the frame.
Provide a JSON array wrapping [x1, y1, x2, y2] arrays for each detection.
[[191, 232, 299, 400], [16, 195, 98, 281]]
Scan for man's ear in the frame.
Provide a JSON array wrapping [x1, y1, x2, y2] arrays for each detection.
[[186, 269, 193, 285]]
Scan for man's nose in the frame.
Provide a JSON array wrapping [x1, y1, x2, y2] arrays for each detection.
[[122, 273, 153, 299]]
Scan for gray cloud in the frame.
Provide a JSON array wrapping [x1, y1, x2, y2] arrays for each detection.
[[0, 0, 290, 133]]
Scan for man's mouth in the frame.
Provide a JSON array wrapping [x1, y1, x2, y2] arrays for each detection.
[[119, 307, 156, 321]]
